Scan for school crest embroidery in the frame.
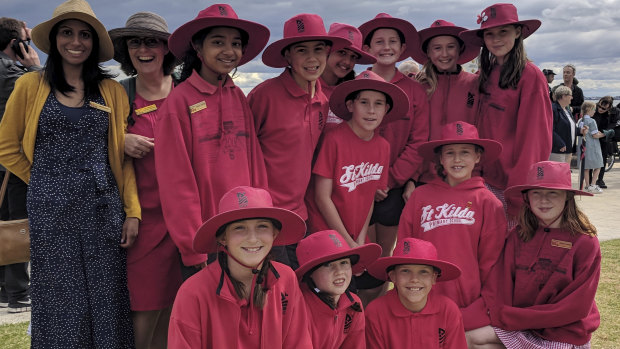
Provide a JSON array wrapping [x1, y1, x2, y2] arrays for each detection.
[[456, 123, 464, 136], [296, 20, 305, 33], [237, 192, 248, 208], [343, 314, 353, 334], [218, 6, 227, 16], [403, 241, 411, 254], [347, 30, 354, 41], [328, 233, 342, 247], [466, 92, 475, 108], [537, 166, 544, 179], [281, 292, 289, 315], [439, 328, 446, 345]]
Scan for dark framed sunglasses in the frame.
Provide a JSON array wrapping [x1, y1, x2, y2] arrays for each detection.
[[126, 37, 162, 49]]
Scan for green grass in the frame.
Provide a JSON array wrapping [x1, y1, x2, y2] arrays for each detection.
[[1, 239, 619, 348]]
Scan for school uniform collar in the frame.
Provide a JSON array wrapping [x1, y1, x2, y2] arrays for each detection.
[[278, 67, 324, 99], [301, 283, 358, 314], [434, 64, 462, 76], [187, 70, 236, 95], [387, 288, 441, 318], [429, 176, 485, 190], [366, 67, 407, 85]]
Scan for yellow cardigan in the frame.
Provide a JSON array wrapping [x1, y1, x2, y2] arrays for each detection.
[[0, 72, 140, 219]]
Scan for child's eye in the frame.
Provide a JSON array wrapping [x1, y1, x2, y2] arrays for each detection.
[[61, 29, 72, 36], [80, 31, 91, 40], [340, 260, 350, 266], [232, 41, 242, 48]]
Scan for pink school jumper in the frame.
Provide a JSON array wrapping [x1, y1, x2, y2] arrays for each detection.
[[482, 227, 601, 346], [374, 69, 429, 187], [126, 93, 182, 311], [302, 284, 366, 349], [248, 69, 328, 220], [306, 123, 390, 238], [168, 261, 312, 349], [155, 71, 268, 266], [419, 69, 480, 183], [398, 177, 506, 330], [365, 289, 467, 349], [476, 62, 552, 215]]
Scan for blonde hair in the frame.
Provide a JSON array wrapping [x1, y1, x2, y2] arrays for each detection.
[[581, 101, 596, 115]]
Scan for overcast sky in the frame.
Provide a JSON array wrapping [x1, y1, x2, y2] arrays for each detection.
[[5, 0, 620, 98]]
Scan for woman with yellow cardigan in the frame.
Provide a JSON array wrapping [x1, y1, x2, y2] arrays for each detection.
[[0, 0, 139, 347]]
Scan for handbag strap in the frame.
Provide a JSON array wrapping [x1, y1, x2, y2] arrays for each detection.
[[0, 172, 9, 208]]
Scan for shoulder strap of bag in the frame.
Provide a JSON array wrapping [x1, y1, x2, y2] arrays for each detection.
[[120, 76, 137, 126], [0, 172, 10, 208]]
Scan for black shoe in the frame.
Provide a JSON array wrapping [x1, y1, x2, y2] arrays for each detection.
[[596, 180, 607, 189], [8, 298, 31, 313]]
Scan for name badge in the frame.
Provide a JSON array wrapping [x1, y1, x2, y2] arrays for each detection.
[[89, 101, 111, 113], [135, 104, 157, 115], [551, 239, 572, 249], [189, 101, 207, 114]]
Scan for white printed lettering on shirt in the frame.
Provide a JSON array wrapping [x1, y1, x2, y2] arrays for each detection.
[[420, 203, 476, 232], [339, 162, 384, 192]]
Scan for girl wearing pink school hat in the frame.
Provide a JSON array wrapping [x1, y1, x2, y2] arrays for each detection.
[[365, 238, 468, 348], [247, 14, 348, 268], [320, 23, 377, 130], [398, 121, 507, 335], [476, 161, 600, 348], [168, 186, 313, 348], [459, 3, 552, 222], [154, 4, 270, 275], [357, 14, 430, 285], [410, 19, 484, 184], [295, 230, 381, 349]]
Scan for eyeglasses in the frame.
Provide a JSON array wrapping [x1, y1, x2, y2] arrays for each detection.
[[126, 37, 162, 49], [598, 104, 610, 111]]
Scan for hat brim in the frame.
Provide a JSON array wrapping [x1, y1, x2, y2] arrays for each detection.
[[504, 184, 593, 202], [168, 18, 270, 66], [358, 17, 418, 62], [295, 243, 381, 279], [417, 138, 502, 164], [262, 36, 351, 68], [340, 46, 376, 65], [368, 256, 461, 282], [32, 12, 114, 62], [109, 29, 172, 63], [410, 27, 481, 65], [459, 19, 541, 47], [193, 207, 306, 254], [329, 78, 409, 121]]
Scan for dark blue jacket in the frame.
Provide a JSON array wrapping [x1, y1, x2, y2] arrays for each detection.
[[552, 102, 579, 153]]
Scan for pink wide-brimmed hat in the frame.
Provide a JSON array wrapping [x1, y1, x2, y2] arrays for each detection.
[[193, 186, 306, 254], [327, 23, 376, 65], [504, 161, 593, 203], [168, 4, 269, 66], [358, 13, 419, 62], [368, 238, 461, 282], [329, 70, 409, 121], [262, 13, 350, 68], [295, 230, 382, 279], [459, 3, 541, 47], [410, 19, 481, 65], [417, 121, 502, 163]]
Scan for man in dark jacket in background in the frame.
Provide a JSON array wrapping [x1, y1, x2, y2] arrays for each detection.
[[552, 64, 584, 118]]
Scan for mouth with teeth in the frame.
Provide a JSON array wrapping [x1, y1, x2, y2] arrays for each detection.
[[67, 49, 84, 55], [406, 286, 423, 292], [138, 56, 155, 63], [242, 246, 263, 253], [333, 277, 347, 287]]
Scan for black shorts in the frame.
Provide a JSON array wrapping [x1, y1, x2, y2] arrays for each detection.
[[370, 186, 405, 227]]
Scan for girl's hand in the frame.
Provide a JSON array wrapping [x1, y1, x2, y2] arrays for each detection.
[[559, 146, 566, 152], [374, 187, 389, 202], [121, 217, 139, 248], [402, 180, 416, 202], [125, 134, 154, 158], [193, 261, 207, 270]]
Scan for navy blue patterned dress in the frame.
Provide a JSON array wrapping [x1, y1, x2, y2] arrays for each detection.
[[27, 92, 134, 348]]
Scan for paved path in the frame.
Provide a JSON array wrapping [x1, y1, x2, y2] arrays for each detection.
[[2, 166, 618, 326]]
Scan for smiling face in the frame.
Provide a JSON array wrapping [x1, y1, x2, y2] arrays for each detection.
[[439, 143, 481, 186], [482, 25, 521, 65], [389, 264, 437, 313], [322, 48, 359, 84], [195, 26, 244, 85], [363, 28, 405, 67], [285, 40, 329, 89], [310, 257, 353, 303], [346, 89, 389, 140], [527, 189, 567, 228], [426, 35, 460, 72], [127, 37, 168, 76], [218, 218, 279, 269], [55, 19, 93, 68]]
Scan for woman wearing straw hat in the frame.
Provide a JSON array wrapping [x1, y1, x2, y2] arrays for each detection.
[[460, 4, 553, 222], [411, 19, 482, 185], [109, 12, 180, 349], [0, 0, 138, 347]]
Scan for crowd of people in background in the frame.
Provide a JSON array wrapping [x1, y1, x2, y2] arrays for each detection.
[[0, 0, 608, 348]]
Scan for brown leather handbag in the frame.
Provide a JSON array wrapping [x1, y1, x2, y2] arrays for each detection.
[[0, 172, 30, 266]]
